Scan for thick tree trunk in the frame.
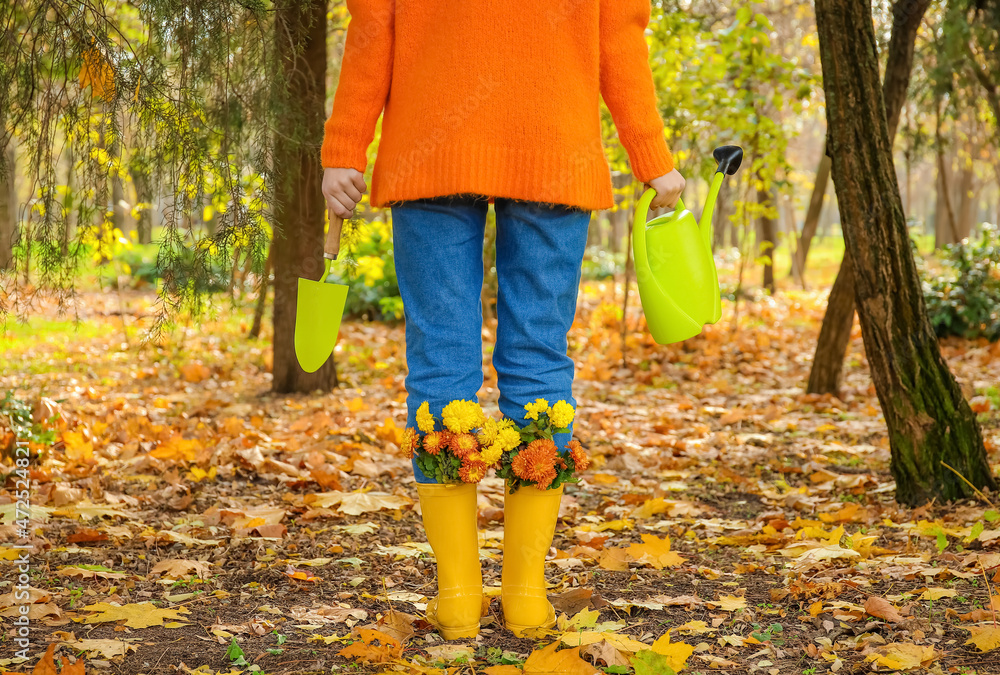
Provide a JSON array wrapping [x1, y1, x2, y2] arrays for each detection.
[[807, 0, 929, 395], [271, 0, 337, 393], [0, 140, 15, 270], [793, 150, 831, 278], [814, 0, 996, 505]]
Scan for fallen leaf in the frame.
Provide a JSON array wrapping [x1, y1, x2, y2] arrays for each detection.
[[650, 632, 693, 672], [918, 587, 957, 601], [631, 649, 676, 675], [709, 594, 746, 612], [865, 643, 938, 670], [864, 596, 903, 623], [560, 631, 647, 653], [150, 559, 213, 580], [59, 637, 137, 659], [80, 601, 190, 628], [337, 628, 402, 663], [625, 535, 685, 569], [523, 642, 599, 675], [580, 640, 631, 668], [965, 625, 1000, 652]]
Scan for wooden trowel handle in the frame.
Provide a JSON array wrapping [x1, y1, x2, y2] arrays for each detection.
[[324, 214, 344, 260]]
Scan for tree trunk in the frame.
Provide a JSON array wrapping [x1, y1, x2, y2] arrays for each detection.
[[807, 0, 929, 395], [251, 243, 273, 340], [814, 0, 996, 505], [0, 139, 15, 270], [271, 0, 337, 393], [956, 148, 975, 241], [793, 150, 831, 277], [758, 182, 776, 294], [807, 253, 855, 394], [131, 168, 153, 244], [783, 191, 804, 287]]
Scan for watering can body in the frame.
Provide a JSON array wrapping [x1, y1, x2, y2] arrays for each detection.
[[633, 145, 743, 345]]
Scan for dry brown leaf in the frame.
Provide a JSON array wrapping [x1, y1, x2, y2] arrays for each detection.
[[580, 640, 631, 668], [149, 559, 213, 580], [864, 596, 903, 623]]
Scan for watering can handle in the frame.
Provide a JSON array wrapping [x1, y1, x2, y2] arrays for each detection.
[[324, 215, 344, 261], [635, 190, 685, 230]]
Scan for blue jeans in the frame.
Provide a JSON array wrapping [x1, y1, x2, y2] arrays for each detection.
[[391, 194, 591, 483]]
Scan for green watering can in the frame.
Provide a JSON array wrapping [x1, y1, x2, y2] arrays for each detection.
[[633, 145, 743, 345], [294, 215, 349, 373]]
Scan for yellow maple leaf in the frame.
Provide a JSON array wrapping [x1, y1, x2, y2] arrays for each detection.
[[81, 601, 190, 628], [866, 643, 938, 669], [965, 625, 1000, 652], [626, 535, 685, 569], [711, 594, 747, 612], [560, 631, 647, 653], [650, 631, 694, 672], [523, 642, 599, 675]]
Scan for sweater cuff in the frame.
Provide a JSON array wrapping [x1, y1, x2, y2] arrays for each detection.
[[624, 134, 675, 183], [321, 131, 369, 173]]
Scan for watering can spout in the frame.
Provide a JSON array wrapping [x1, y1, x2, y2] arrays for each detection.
[[698, 145, 745, 247]]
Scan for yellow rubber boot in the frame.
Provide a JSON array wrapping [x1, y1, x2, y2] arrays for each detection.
[[501, 485, 563, 636], [417, 483, 483, 639]]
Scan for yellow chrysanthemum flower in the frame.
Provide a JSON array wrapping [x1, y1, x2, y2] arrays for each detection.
[[480, 443, 503, 466], [416, 401, 436, 433], [477, 417, 499, 446], [549, 400, 575, 429], [497, 426, 522, 452], [523, 398, 550, 421], [442, 400, 485, 434]]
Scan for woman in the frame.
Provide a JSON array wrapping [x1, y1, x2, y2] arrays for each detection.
[[321, 0, 684, 639]]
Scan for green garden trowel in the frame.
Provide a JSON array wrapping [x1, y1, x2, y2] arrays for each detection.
[[633, 145, 743, 345], [294, 215, 349, 373]]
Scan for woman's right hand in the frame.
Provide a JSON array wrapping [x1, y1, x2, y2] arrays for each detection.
[[323, 167, 368, 220]]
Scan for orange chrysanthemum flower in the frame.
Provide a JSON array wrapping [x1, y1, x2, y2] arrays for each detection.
[[567, 440, 590, 472], [512, 438, 559, 487], [422, 430, 451, 456], [449, 432, 479, 459], [459, 460, 488, 483], [401, 428, 420, 458]]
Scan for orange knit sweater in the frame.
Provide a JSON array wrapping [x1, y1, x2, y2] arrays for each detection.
[[320, 0, 674, 212]]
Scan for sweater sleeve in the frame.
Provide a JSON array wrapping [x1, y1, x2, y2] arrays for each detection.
[[599, 0, 674, 182], [321, 0, 395, 171]]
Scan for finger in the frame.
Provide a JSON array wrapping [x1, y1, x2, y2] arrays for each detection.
[[351, 172, 368, 194], [339, 181, 364, 205], [327, 194, 355, 220], [666, 190, 681, 209]]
